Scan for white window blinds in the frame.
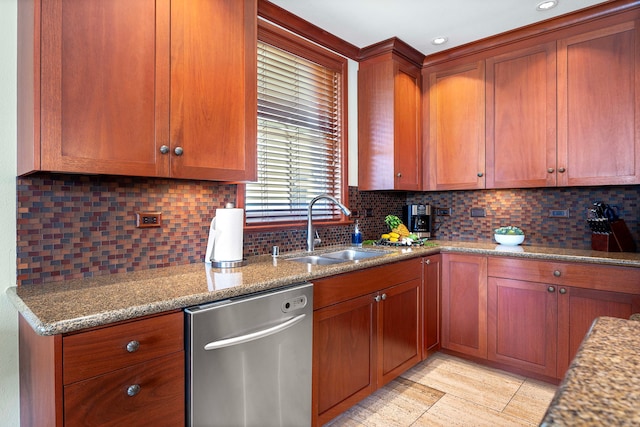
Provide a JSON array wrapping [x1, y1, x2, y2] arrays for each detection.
[[245, 41, 344, 224]]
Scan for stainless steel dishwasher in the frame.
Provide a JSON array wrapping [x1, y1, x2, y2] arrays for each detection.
[[185, 282, 313, 427]]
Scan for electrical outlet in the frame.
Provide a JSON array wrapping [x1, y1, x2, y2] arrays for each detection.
[[549, 209, 570, 218], [470, 207, 486, 217], [366, 209, 374, 217], [136, 212, 162, 228], [436, 207, 452, 216]]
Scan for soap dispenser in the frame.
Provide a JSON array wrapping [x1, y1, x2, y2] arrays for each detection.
[[352, 220, 363, 247]]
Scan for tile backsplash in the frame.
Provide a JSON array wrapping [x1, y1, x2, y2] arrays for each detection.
[[16, 173, 639, 285]]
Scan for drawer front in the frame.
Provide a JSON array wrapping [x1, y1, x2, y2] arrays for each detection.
[[63, 312, 183, 384], [488, 257, 640, 294], [64, 351, 185, 427], [314, 258, 422, 309]]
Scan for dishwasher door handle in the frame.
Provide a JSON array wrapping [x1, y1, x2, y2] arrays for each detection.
[[204, 314, 307, 351]]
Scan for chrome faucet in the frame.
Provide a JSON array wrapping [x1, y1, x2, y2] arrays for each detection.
[[307, 194, 352, 252]]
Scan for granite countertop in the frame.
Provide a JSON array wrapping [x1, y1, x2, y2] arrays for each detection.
[[541, 316, 640, 426], [7, 240, 640, 336]]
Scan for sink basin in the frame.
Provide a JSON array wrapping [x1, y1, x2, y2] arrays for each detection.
[[322, 249, 389, 261], [285, 249, 391, 265], [286, 255, 346, 265]]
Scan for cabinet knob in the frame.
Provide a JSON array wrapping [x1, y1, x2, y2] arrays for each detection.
[[174, 146, 184, 156], [547, 168, 555, 173], [159, 145, 169, 154], [374, 295, 381, 303], [127, 384, 141, 397], [553, 270, 561, 277], [477, 172, 483, 177], [558, 167, 566, 173], [547, 286, 555, 293], [381, 293, 387, 301], [126, 340, 140, 353], [425, 259, 431, 265], [559, 288, 567, 294], [396, 172, 402, 178]]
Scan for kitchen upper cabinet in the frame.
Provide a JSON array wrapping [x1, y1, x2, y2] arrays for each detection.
[[424, 61, 485, 190], [18, 0, 256, 181], [312, 258, 422, 426], [485, 42, 557, 188], [441, 254, 487, 358], [422, 254, 441, 358], [358, 39, 422, 190], [557, 21, 640, 186]]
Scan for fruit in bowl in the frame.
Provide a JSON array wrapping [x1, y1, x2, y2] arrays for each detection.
[[494, 226, 525, 245]]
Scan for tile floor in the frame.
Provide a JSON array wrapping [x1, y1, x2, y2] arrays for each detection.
[[324, 353, 558, 427]]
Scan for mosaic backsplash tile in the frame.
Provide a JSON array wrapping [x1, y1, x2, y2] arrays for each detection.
[[16, 173, 640, 285]]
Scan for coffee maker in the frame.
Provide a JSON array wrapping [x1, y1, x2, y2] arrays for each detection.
[[403, 204, 433, 238]]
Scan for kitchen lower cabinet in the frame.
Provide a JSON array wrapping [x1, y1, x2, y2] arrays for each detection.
[[312, 258, 422, 426], [422, 254, 441, 357], [19, 311, 185, 427], [441, 254, 488, 358], [488, 257, 640, 379], [18, 0, 256, 181]]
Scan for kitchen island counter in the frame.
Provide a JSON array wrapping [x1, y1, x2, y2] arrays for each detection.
[[8, 240, 640, 335], [541, 316, 640, 426]]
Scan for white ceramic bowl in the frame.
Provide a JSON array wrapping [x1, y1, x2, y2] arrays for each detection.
[[494, 233, 525, 246]]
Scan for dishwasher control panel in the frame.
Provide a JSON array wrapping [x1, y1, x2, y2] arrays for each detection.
[[282, 295, 307, 313]]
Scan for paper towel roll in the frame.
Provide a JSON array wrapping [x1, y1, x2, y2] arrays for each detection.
[[211, 207, 244, 262]]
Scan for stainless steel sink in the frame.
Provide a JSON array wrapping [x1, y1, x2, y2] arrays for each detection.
[[285, 255, 346, 265], [286, 249, 391, 265], [322, 249, 388, 261]]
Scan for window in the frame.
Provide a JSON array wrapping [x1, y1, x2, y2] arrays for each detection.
[[245, 22, 348, 226]]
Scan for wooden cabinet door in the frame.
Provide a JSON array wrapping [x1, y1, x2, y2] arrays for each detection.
[[377, 278, 421, 387], [358, 55, 421, 190], [486, 42, 557, 188], [488, 277, 558, 378], [423, 255, 441, 358], [425, 61, 485, 190], [38, 0, 170, 177], [313, 293, 376, 426], [170, 0, 257, 181], [557, 286, 640, 377], [557, 21, 640, 186], [441, 254, 488, 358]]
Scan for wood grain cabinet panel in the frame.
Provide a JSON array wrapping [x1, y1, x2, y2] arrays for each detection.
[[486, 42, 557, 188], [18, 0, 256, 181], [358, 41, 422, 191], [557, 20, 640, 186], [312, 258, 422, 426], [424, 62, 485, 190], [422, 254, 441, 358], [441, 254, 488, 358]]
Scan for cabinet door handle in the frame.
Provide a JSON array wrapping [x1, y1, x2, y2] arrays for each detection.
[[559, 288, 567, 294], [126, 340, 140, 353], [374, 295, 381, 303], [547, 168, 555, 173], [425, 259, 431, 265], [381, 293, 387, 301], [127, 384, 141, 397], [477, 172, 483, 177], [159, 145, 169, 154], [553, 270, 561, 277], [558, 167, 566, 173], [174, 146, 184, 156], [547, 286, 555, 293], [396, 172, 402, 178]]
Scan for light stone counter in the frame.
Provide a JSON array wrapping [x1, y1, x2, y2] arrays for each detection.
[[541, 317, 640, 426], [7, 240, 640, 335]]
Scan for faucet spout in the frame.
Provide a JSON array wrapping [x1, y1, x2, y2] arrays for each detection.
[[307, 194, 351, 252]]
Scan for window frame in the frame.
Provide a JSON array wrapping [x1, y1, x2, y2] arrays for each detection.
[[239, 19, 349, 231]]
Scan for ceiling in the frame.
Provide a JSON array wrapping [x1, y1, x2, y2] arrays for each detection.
[[268, 0, 611, 56]]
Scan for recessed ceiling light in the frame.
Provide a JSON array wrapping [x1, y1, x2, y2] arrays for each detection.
[[431, 36, 448, 46], [536, 0, 558, 11]]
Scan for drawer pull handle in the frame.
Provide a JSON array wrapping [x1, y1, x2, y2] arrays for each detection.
[[547, 286, 555, 293], [127, 384, 141, 397], [553, 270, 561, 277], [381, 293, 387, 301], [559, 288, 567, 295], [374, 295, 381, 303], [126, 340, 140, 353]]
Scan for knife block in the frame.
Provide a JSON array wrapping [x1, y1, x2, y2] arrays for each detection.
[[591, 219, 636, 252]]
